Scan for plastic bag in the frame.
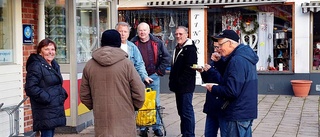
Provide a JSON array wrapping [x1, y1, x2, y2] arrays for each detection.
[[136, 88, 157, 126]]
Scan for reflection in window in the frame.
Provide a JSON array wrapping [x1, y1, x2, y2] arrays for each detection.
[[207, 5, 292, 72], [118, 9, 189, 56], [312, 12, 320, 71], [45, 0, 68, 63], [0, 0, 13, 64]]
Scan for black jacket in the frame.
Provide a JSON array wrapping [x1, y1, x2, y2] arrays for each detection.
[[25, 54, 67, 131], [169, 39, 197, 93]]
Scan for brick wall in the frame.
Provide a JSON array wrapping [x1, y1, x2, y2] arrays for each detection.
[[22, 0, 38, 133]]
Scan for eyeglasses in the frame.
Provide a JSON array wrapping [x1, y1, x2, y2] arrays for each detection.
[[213, 46, 220, 49], [218, 40, 230, 47]]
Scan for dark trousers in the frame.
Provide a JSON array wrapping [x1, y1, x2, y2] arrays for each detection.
[[175, 92, 195, 137]]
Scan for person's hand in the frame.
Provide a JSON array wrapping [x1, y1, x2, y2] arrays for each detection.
[[203, 64, 211, 71], [211, 52, 221, 62], [206, 84, 214, 92], [144, 77, 153, 84], [196, 67, 204, 73]]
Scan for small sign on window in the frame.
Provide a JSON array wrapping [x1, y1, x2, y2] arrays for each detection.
[[0, 49, 12, 62], [23, 24, 34, 44]]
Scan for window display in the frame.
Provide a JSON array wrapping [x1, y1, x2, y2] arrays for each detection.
[[45, 0, 68, 63], [312, 12, 320, 71], [118, 9, 189, 56], [0, 0, 13, 64], [207, 5, 292, 72]]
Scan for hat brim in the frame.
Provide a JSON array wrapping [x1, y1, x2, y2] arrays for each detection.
[[210, 36, 219, 42]]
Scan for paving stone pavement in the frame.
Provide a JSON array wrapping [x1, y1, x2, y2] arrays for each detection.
[[55, 93, 320, 137]]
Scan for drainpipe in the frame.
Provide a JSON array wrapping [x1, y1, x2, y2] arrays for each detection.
[[38, 0, 45, 41]]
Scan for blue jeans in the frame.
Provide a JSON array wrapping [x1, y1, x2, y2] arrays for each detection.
[[143, 73, 161, 130], [40, 129, 54, 137], [221, 120, 253, 137], [175, 92, 195, 137], [205, 114, 226, 137]]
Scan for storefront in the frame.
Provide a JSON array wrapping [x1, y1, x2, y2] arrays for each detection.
[[0, 0, 118, 136], [119, 0, 320, 95]]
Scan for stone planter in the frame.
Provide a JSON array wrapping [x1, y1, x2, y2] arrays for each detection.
[[290, 80, 313, 97]]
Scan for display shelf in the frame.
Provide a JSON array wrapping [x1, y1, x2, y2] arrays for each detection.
[[273, 31, 291, 71]]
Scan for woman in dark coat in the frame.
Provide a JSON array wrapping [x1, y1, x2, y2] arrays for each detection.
[[25, 38, 68, 137]]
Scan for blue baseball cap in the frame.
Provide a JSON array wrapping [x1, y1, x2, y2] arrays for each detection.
[[213, 30, 239, 42]]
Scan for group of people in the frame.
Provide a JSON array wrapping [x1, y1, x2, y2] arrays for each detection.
[[24, 20, 258, 137]]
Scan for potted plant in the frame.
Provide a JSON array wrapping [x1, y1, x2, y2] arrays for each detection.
[[290, 80, 313, 97]]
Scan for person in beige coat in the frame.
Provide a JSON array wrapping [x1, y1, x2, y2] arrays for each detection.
[[80, 29, 145, 137]]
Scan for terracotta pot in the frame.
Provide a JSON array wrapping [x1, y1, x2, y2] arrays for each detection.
[[290, 80, 313, 97]]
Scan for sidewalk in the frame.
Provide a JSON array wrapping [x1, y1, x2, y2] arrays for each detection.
[[56, 93, 320, 137]]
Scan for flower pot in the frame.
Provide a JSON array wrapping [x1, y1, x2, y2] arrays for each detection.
[[290, 80, 312, 97]]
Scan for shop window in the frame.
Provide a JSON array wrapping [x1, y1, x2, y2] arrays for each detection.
[[207, 5, 292, 72], [312, 12, 320, 71], [0, 0, 13, 64], [45, 0, 68, 63], [75, 0, 110, 63], [118, 9, 189, 56]]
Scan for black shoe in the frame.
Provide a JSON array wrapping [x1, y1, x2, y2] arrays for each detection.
[[140, 128, 148, 137], [154, 129, 163, 136]]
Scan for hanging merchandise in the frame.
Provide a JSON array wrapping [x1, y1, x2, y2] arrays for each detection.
[[169, 16, 175, 27], [168, 32, 174, 40]]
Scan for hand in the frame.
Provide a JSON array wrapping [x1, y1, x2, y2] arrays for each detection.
[[203, 64, 211, 71], [196, 67, 204, 73], [144, 77, 153, 84], [206, 84, 214, 92], [211, 52, 221, 62]]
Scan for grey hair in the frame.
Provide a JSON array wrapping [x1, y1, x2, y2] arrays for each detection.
[[177, 26, 188, 33], [115, 22, 131, 30]]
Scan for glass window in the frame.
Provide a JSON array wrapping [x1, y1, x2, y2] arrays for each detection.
[[45, 0, 68, 63], [207, 4, 293, 72], [312, 12, 320, 71], [76, 0, 108, 63], [0, 0, 13, 64], [118, 9, 189, 56]]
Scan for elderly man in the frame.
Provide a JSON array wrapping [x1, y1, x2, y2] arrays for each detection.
[[131, 22, 170, 136], [115, 22, 153, 84], [206, 29, 259, 137], [169, 26, 198, 137]]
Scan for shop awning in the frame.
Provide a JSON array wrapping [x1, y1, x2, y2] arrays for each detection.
[[301, 1, 320, 13], [147, 0, 287, 8]]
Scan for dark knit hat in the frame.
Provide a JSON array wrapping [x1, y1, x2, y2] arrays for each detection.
[[101, 29, 121, 47], [212, 29, 239, 42]]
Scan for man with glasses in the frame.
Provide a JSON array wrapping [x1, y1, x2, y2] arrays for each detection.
[[198, 38, 228, 137], [169, 26, 198, 137], [204, 29, 259, 137]]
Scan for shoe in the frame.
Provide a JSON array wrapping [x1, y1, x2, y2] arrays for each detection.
[[139, 128, 148, 137], [154, 129, 163, 136]]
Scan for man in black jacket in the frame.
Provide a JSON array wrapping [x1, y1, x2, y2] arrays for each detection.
[[169, 26, 198, 137]]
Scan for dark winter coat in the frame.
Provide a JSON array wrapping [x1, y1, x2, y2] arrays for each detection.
[[211, 44, 259, 121], [131, 34, 171, 76], [25, 54, 67, 131], [201, 60, 226, 116], [169, 39, 198, 93]]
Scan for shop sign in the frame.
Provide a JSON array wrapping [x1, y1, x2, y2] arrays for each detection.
[[23, 24, 34, 44], [0, 49, 12, 62], [190, 9, 205, 85]]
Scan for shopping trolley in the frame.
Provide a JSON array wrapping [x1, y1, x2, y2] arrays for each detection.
[[0, 97, 36, 137], [136, 88, 166, 137]]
